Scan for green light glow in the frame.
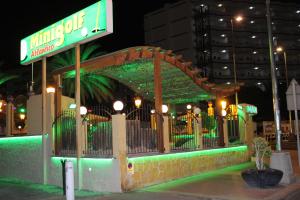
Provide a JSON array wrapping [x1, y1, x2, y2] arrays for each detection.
[[0, 135, 42, 144], [21, 0, 113, 65], [51, 157, 113, 167], [128, 145, 247, 162]]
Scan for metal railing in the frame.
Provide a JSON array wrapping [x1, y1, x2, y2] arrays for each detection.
[[54, 106, 113, 157], [54, 110, 76, 156], [170, 112, 198, 151], [202, 112, 219, 149], [125, 105, 158, 154], [85, 105, 113, 157]]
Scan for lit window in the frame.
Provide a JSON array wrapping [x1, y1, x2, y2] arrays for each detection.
[[250, 20, 255, 24], [218, 18, 224, 22], [220, 34, 226, 37], [254, 67, 259, 70], [249, 6, 254, 10], [223, 66, 228, 69], [253, 51, 257, 54], [251, 35, 256, 39], [218, 3, 223, 7], [221, 49, 227, 53]]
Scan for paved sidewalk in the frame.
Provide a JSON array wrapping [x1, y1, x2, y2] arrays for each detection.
[[1, 151, 300, 200]]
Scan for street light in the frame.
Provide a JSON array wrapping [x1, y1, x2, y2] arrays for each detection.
[[276, 46, 292, 133], [230, 15, 243, 107]]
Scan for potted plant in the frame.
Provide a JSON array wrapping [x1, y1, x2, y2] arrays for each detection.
[[241, 137, 283, 188]]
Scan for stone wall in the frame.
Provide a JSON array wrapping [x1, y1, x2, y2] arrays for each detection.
[[125, 146, 249, 190]]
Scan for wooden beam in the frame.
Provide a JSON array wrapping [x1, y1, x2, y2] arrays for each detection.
[[154, 51, 164, 153]]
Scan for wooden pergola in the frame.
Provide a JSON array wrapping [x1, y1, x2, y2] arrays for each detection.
[[52, 46, 240, 152]]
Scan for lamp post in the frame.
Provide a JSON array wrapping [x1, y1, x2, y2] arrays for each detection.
[[266, 0, 282, 151], [230, 15, 243, 107], [276, 46, 292, 134]]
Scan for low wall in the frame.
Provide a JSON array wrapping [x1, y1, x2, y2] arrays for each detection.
[[49, 157, 122, 192], [125, 145, 249, 190], [0, 136, 43, 183], [0, 135, 122, 192]]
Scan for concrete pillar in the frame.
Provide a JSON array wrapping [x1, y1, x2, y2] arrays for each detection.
[[163, 116, 170, 153], [193, 115, 203, 149], [46, 93, 55, 154], [223, 119, 229, 147], [5, 102, 13, 136], [112, 114, 127, 191]]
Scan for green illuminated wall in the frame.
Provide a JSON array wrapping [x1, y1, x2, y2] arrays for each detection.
[[0, 135, 43, 183], [126, 145, 249, 190], [49, 157, 121, 192]]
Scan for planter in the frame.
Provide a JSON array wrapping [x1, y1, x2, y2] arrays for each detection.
[[241, 168, 283, 188]]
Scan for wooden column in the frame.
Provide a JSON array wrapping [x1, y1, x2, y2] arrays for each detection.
[[215, 95, 225, 147], [54, 74, 62, 155], [154, 50, 164, 153], [75, 44, 83, 189]]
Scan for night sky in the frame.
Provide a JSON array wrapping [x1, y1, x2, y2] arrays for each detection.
[[0, 0, 174, 69]]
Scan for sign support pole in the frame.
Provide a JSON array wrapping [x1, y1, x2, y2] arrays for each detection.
[[42, 57, 48, 184], [292, 81, 300, 166]]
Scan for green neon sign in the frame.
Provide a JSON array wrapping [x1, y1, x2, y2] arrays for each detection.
[[246, 105, 258, 114], [20, 0, 113, 65]]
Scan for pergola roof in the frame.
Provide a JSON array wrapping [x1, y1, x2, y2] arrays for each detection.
[[52, 46, 240, 104]]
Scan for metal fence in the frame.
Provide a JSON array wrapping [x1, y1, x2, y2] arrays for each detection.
[[201, 112, 219, 149], [85, 105, 113, 157], [54, 109, 76, 156], [170, 111, 220, 151], [125, 105, 158, 154], [170, 111, 198, 151], [54, 106, 113, 157]]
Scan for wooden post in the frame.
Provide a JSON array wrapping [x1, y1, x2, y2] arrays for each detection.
[[154, 50, 164, 153], [215, 96, 225, 147], [42, 57, 48, 184], [75, 44, 82, 189], [54, 74, 62, 155]]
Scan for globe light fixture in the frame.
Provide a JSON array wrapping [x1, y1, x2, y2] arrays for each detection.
[[113, 100, 124, 112], [162, 104, 168, 114], [134, 96, 142, 109], [80, 106, 87, 115], [186, 104, 192, 110], [19, 113, 26, 120]]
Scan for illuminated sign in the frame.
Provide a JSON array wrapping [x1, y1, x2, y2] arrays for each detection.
[[20, 0, 113, 65], [246, 105, 258, 114]]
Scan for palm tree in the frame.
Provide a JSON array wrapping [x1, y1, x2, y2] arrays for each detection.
[[0, 73, 18, 86], [49, 43, 114, 105]]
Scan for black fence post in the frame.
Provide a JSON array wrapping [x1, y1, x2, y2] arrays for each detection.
[[60, 159, 67, 195]]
